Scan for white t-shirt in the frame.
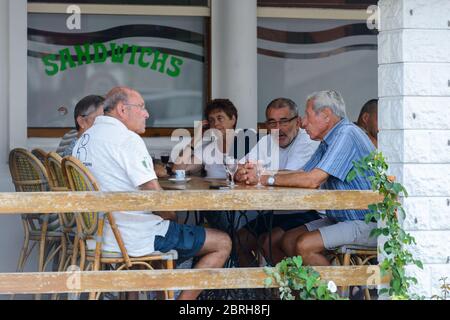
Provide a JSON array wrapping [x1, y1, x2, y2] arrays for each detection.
[[243, 129, 319, 171], [193, 135, 228, 179], [72, 116, 170, 256]]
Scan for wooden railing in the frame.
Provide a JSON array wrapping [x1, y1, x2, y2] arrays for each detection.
[[0, 189, 388, 295]]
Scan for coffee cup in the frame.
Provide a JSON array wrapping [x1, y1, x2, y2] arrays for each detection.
[[175, 170, 186, 180]]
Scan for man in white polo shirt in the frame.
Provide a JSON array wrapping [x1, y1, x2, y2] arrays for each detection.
[[73, 86, 231, 300], [235, 98, 320, 266]]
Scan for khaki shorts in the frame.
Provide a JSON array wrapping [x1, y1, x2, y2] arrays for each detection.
[[305, 217, 377, 250]]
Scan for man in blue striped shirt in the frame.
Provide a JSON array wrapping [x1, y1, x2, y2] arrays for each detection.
[[253, 90, 376, 266]]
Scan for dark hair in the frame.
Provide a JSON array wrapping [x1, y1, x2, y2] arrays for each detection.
[[357, 99, 378, 124], [265, 98, 298, 118], [204, 99, 238, 128], [74, 95, 105, 131]]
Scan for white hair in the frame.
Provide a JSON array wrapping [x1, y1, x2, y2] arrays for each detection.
[[306, 90, 347, 119]]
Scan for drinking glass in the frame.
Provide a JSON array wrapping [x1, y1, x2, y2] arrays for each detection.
[[224, 156, 238, 188], [255, 160, 265, 188], [160, 152, 170, 165]]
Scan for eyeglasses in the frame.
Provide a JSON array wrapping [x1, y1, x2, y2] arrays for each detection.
[[124, 103, 147, 111], [266, 115, 298, 128]]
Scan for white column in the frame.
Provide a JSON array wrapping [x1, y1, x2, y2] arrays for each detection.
[[378, 0, 450, 298], [8, 0, 28, 153], [211, 0, 258, 130]]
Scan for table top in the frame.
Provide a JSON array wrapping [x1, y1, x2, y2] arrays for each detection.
[[159, 176, 272, 191]]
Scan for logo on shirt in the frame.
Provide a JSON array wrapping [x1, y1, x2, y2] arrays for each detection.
[[142, 156, 153, 171], [75, 134, 90, 162]]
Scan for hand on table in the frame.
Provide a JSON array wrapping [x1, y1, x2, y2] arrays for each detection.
[[235, 162, 258, 185], [154, 163, 169, 178]]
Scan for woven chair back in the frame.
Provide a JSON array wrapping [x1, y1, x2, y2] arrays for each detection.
[[62, 156, 100, 236], [45, 152, 76, 230], [45, 152, 68, 190], [31, 148, 48, 165], [9, 148, 50, 193], [9, 148, 53, 231]]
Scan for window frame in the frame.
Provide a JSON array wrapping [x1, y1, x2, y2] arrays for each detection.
[[27, 3, 211, 138]]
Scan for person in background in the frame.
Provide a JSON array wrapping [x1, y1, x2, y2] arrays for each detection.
[[173, 99, 239, 231], [356, 99, 378, 147], [173, 98, 238, 179], [56, 95, 104, 157]]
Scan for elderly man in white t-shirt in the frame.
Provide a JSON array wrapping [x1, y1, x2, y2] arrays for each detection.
[[73, 86, 231, 300], [235, 98, 320, 266]]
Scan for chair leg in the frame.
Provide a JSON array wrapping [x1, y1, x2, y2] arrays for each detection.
[[340, 253, 351, 298], [165, 259, 175, 300], [35, 219, 49, 300], [16, 220, 31, 272]]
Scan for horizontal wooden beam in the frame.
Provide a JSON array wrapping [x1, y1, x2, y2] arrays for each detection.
[[0, 189, 382, 214], [0, 266, 389, 294], [28, 4, 211, 17]]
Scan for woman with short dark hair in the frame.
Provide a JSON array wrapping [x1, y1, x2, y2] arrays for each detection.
[[173, 98, 238, 179]]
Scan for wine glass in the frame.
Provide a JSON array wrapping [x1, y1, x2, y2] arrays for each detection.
[[224, 156, 238, 188], [255, 160, 265, 188]]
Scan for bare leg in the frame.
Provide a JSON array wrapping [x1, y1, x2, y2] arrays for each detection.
[[177, 228, 232, 300], [260, 228, 286, 265], [280, 225, 308, 257], [295, 231, 330, 266], [236, 228, 258, 267]]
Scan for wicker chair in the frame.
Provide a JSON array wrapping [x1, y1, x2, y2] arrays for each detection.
[[8, 149, 65, 277], [45, 152, 77, 273], [31, 148, 48, 165], [330, 245, 377, 300], [62, 156, 177, 300], [45, 152, 68, 192]]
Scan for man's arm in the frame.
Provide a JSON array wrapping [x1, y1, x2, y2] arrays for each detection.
[[139, 179, 177, 221], [261, 168, 329, 189]]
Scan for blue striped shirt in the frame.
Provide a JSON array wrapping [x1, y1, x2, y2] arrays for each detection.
[[303, 118, 375, 222]]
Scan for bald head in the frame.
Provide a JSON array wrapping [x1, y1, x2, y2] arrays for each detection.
[[102, 86, 149, 134], [103, 86, 138, 113]]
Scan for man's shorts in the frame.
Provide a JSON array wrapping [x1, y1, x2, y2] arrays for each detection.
[[154, 222, 206, 262], [305, 217, 378, 250], [243, 210, 321, 237]]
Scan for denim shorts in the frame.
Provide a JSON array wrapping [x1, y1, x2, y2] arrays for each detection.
[[154, 222, 206, 262], [244, 210, 321, 237]]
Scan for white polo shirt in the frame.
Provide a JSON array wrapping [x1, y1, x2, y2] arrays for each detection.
[[244, 129, 319, 171], [72, 115, 170, 256]]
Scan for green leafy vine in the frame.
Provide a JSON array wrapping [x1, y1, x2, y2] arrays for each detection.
[[347, 151, 423, 299], [264, 256, 344, 300], [264, 151, 423, 300]]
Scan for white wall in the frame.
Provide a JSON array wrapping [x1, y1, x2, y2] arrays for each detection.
[[378, 0, 450, 298], [0, 1, 37, 301]]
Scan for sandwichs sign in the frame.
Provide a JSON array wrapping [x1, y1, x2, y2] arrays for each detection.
[[41, 42, 185, 78]]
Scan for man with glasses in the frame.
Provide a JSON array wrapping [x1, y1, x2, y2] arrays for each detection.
[[246, 91, 376, 270], [235, 98, 320, 266], [73, 86, 231, 300], [56, 95, 104, 157]]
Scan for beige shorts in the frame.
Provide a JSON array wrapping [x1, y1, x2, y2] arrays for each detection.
[[305, 217, 378, 250]]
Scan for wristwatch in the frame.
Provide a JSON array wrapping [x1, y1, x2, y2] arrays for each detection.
[[267, 174, 276, 186]]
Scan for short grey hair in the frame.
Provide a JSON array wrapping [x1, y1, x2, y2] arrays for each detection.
[[266, 97, 298, 118], [306, 90, 346, 119], [103, 87, 132, 113]]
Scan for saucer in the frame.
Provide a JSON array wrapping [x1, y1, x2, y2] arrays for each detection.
[[168, 177, 191, 183]]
